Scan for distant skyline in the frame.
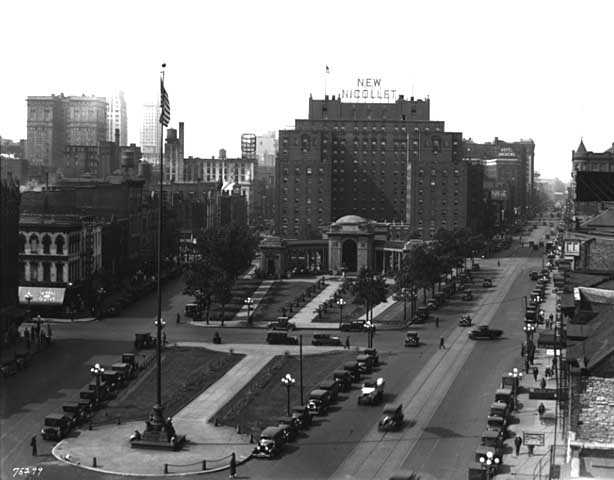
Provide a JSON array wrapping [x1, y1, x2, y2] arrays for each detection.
[[2, 0, 613, 180]]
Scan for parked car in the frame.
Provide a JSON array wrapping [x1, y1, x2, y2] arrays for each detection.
[[343, 361, 361, 382], [276, 418, 298, 442], [426, 299, 438, 311], [318, 379, 340, 402], [332, 370, 352, 392], [482, 279, 493, 288], [458, 314, 473, 327], [358, 378, 385, 405], [413, 306, 430, 323], [356, 354, 374, 374], [462, 291, 474, 301], [469, 325, 503, 340], [266, 331, 299, 345], [267, 316, 296, 331], [62, 403, 86, 428], [360, 347, 379, 366], [311, 334, 342, 346], [41, 413, 71, 441], [307, 389, 331, 416], [252, 426, 286, 459], [291, 405, 312, 429], [134, 333, 155, 350], [404, 331, 420, 347], [121, 353, 139, 378], [378, 403, 404, 431], [340, 320, 368, 332]]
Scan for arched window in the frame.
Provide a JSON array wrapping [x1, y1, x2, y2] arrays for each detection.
[[56, 263, 64, 283], [29, 234, 39, 254], [55, 235, 65, 255], [42, 235, 52, 254]]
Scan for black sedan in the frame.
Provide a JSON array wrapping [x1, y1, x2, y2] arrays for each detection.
[[312, 334, 342, 346]]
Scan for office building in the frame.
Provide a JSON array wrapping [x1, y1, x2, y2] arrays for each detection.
[[0, 177, 21, 342], [140, 103, 162, 165], [106, 91, 128, 146]]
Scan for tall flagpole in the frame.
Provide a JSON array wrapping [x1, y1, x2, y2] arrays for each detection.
[[156, 64, 166, 407]]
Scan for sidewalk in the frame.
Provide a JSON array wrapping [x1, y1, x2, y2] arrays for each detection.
[[291, 279, 341, 329], [496, 264, 565, 479], [232, 279, 276, 322], [52, 340, 344, 476]]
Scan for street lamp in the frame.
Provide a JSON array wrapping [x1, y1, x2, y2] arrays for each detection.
[[508, 367, 523, 411], [244, 297, 254, 324], [90, 363, 104, 404], [401, 288, 409, 324], [336, 298, 346, 330], [523, 322, 535, 343], [24, 291, 33, 320], [281, 373, 296, 416], [365, 320, 375, 349], [479, 450, 500, 480]]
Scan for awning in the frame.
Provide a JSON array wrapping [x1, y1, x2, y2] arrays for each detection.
[[18, 286, 66, 306]]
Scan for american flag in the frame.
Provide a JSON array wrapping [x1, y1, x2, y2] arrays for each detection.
[[160, 78, 170, 126]]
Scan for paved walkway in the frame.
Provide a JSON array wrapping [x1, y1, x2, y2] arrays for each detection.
[[52, 341, 343, 476], [291, 280, 342, 329], [331, 257, 520, 480], [232, 279, 276, 322]]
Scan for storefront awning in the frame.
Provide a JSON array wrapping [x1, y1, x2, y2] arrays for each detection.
[[18, 286, 66, 306]]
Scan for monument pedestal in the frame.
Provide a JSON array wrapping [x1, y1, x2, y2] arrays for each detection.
[[130, 404, 186, 451]]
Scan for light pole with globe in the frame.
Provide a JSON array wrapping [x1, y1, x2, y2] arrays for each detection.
[[508, 367, 523, 411], [365, 320, 375, 349], [281, 373, 296, 416], [479, 450, 500, 480], [336, 298, 346, 330], [90, 363, 104, 404], [244, 297, 254, 324]]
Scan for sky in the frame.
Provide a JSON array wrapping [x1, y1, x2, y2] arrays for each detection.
[[2, 0, 613, 180]]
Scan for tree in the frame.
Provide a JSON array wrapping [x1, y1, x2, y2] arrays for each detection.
[[352, 267, 388, 321], [397, 245, 441, 304]]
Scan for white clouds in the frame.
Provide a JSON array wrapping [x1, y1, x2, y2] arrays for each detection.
[[3, 0, 614, 178]]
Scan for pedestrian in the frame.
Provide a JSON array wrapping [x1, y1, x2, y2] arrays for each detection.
[[514, 434, 522, 456], [540, 377, 546, 389], [435, 317, 439, 328], [525, 358, 530, 374], [533, 366, 539, 382], [345, 336, 350, 350], [176, 313, 180, 324], [229, 452, 236, 479], [30, 435, 37, 456], [439, 337, 445, 349], [538, 402, 546, 416]]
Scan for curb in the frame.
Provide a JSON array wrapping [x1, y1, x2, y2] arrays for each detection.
[[22, 317, 97, 324], [51, 442, 253, 477]]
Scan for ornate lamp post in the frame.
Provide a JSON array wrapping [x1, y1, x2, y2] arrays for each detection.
[[244, 297, 254, 324], [336, 298, 346, 330], [365, 320, 375, 349], [508, 367, 522, 411], [523, 322, 535, 343], [479, 450, 500, 480], [281, 373, 296, 416], [90, 363, 104, 404], [401, 288, 409, 324], [24, 292, 33, 321]]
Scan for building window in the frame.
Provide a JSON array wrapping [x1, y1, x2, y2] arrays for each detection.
[[43, 262, 51, 282], [29, 234, 39, 254], [30, 262, 39, 281], [56, 263, 64, 282], [55, 236, 65, 255]]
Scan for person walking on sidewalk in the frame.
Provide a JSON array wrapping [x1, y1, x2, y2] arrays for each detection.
[[540, 377, 547, 389], [229, 452, 237, 479], [514, 435, 522, 456], [30, 435, 37, 456], [533, 366, 539, 382], [439, 337, 445, 349], [345, 336, 350, 350]]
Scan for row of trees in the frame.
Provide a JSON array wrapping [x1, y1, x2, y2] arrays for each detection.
[[395, 228, 488, 304], [184, 223, 258, 323]]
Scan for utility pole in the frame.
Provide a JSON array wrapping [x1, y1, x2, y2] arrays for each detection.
[[299, 335, 304, 405]]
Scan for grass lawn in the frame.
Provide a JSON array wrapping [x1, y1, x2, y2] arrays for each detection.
[[205, 279, 262, 322], [251, 281, 315, 322], [92, 347, 244, 424], [213, 351, 357, 436]]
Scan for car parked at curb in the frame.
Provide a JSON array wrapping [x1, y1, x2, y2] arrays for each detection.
[[311, 334, 342, 346], [266, 331, 299, 345]]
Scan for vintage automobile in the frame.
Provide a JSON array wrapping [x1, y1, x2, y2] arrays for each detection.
[[291, 405, 312, 429], [404, 331, 420, 347], [318, 379, 340, 402], [252, 426, 286, 459], [307, 389, 331, 416], [487, 415, 507, 436], [88, 380, 114, 401], [356, 354, 374, 374], [311, 334, 342, 346], [426, 299, 438, 311], [458, 314, 473, 327], [266, 331, 299, 345], [41, 413, 71, 441], [79, 389, 99, 410], [495, 388, 513, 405], [469, 325, 503, 340], [112, 363, 132, 384], [267, 316, 296, 331], [361, 347, 379, 366], [482, 279, 493, 288], [358, 378, 385, 405], [121, 353, 138, 377], [378, 403, 404, 431], [340, 320, 368, 332], [490, 401, 510, 420], [276, 417, 299, 442], [134, 332, 155, 350], [343, 361, 361, 382], [102, 370, 122, 391], [481, 429, 504, 453], [62, 402, 86, 428], [413, 306, 431, 323], [332, 370, 352, 392], [462, 291, 474, 301]]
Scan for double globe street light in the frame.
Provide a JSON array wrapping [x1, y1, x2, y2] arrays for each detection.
[[90, 363, 105, 403], [336, 298, 346, 330], [244, 297, 254, 324], [508, 367, 522, 411], [479, 450, 500, 480], [281, 373, 296, 416], [365, 320, 375, 349]]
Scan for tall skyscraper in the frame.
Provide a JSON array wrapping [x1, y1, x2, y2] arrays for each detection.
[[26, 94, 107, 170], [140, 103, 162, 164], [106, 91, 128, 146]]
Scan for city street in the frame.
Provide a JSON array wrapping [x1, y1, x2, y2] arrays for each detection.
[[2, 241, 545, 480]]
